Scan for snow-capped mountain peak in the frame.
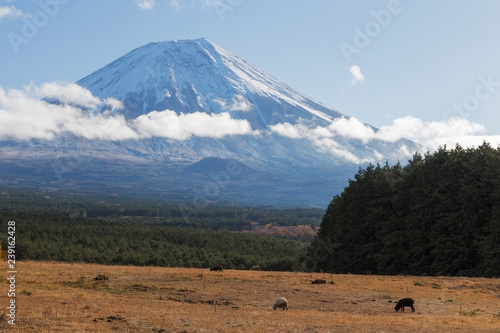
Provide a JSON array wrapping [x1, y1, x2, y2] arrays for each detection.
[[77, 38, 342, 126]]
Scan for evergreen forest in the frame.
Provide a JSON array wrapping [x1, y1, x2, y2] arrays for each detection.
[[0, 190, 320, 271], [307, 143, 500, 277]]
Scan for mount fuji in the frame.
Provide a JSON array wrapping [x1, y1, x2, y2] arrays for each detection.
[[78, 38, 342, 126], [0, 38, 418, 206]]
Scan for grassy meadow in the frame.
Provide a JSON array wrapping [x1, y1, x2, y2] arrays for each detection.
[[1, 261, 499, 332]]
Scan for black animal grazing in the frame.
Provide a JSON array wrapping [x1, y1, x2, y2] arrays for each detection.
[[210, 265, 223, 272], [394, 298, 415, 312]]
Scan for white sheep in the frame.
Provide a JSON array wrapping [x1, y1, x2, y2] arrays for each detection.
[[272, 297, 288, 311]]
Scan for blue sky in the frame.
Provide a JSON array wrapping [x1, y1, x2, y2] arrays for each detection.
[[1, 0, 500, 149]]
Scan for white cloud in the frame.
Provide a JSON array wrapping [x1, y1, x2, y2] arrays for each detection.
[[269, 122, 303, 139], [26, 82, 101, 109], [104, 97, 125, 111], [270, 115, 500, 163], [61, 111, 138, 141], [313, 136, 371, 164], [2, 82, 498, 164], [133, 110, 252, 140], [0, 5, 23, 19], [0, 84, 137, 141], [270, 119, 372, 164], [327, 116, 374, 143], [374, 116, 488, 148], [349, 65, 365, 85], [0, 82, 255, 142], [134, 0, 156, 10]]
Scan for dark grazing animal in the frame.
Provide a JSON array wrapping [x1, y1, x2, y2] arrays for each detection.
[[210, 265, 223, 272], [311, 279, 326, 284], [94, 274, 109, 281], [395, 298, 415, 312]]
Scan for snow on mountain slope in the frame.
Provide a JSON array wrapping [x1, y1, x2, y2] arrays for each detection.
[[77, 38, 342, 126]]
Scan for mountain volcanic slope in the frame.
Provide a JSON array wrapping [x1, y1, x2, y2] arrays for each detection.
[[0, 38, 418, 206], [78, 38, 343, 125]]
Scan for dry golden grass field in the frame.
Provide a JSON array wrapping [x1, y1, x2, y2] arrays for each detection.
[[1, 261, 499, 332]]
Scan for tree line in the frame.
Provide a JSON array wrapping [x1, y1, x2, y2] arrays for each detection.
[[0, 211, 307, 271], [0, 187, 320, 271], [307, 143, 500, 277]]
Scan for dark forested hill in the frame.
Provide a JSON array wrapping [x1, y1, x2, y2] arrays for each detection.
[[307, 143, 500, 277]]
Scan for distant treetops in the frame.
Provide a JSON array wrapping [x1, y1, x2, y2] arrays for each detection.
[[307, 143, 500, 277]]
